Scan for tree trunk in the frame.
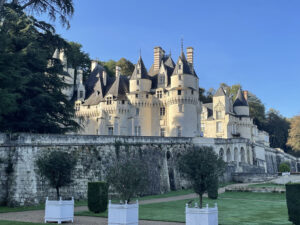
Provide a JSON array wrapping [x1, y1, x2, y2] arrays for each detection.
[[56, 187, 60, 200], [199, 194, 203, 209]]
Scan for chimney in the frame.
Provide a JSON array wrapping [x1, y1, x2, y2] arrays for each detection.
[[186, 47, 194, 65], [154, 46, 164, 72], [115, 66, 121, 77], [91, 60, 98, 71], [243, 90, 248, 101], [102, 71, 107, 86]]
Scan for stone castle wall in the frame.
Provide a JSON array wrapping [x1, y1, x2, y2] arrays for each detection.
[[0, 133, 299, 206]]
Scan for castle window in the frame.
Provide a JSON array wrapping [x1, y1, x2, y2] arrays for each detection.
[[157, 90, 163, 99], [177, 126, 182, 137], [135, 94, 138, 98], [79, 91, 84, 98], [178, 90, 181, 95], [159, 75, 165, 84], [216, 111, 222, 119], [122, 100, 125, 104], [146, 94, 149, 98], [178, 104, 183, 113], [179, 65, 182, 70], [136, 108, 139, 116], [135, 126, 141, 136], [137, 80, 139, 85], [160, 107, 165, 116], [191, 90, 194, 95], [107, 97, 112, 105], [216, 122, 223, 133], [160, 128, 166, 137], [137, 69, 140, 74], [179, 75, 182, 80], [201, 123, 205, 133], [108, 127, 113, 135], [87, 105, 90, 109]]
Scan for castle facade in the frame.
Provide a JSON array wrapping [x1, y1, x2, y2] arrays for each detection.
[[75, 46, 201, 137]]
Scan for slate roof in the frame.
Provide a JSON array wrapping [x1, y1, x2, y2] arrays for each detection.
[[214, 87, 226, 97], [106, 75, 129, 100], [233, 88, 248, 107], [131, 56, 150, 80], [203, 103, 213, 119], [172, 51, 197, 77]]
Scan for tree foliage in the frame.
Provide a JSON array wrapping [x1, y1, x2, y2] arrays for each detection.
[[0, 5, 79, 133], [199, 87, 214, 103], [65, 41, 91, 83], [1, 0, 74, 28], [264, 109, 290, 150], [178, 146, 225, 208], [36, 150, 77, 199], [279, 162, 290, 173], [106, 158, 149, 203], [98, 58, 134, 77], [287, 114, 300, 151]]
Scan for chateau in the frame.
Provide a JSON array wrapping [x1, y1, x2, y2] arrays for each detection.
[[75, 46, 201, 137], [72, 46, 269, 146]]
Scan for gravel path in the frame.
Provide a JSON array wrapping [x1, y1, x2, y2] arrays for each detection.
[[0, 183, 250, 225]]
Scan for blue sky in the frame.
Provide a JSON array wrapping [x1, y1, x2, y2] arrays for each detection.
[[47, 0, 299, 118]]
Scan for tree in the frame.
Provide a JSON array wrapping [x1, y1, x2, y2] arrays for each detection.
[[98, 58, 135, 77], [199, 87, 214, 103], [1, 0, 74, 28], [287, 114, 300, 151], [178, 146, 225, 208], [106, 158, 149, 203], [36, 151, 77, 199], [264, 109, 290, 151], [65, 41, 91, 83], [0, 5, 80, 133]]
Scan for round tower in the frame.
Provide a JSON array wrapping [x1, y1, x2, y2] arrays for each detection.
[[233, 88, 249, 116]]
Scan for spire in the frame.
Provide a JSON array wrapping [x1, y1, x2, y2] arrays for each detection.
[[181, 38, 184, 54], [233, 87, 248, 107], [130, 56, 149, 80]]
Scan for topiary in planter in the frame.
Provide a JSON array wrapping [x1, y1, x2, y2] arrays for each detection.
[[279, 162, 291, 173], [88, 182, 108, 213], [286, 183, 300, 225]]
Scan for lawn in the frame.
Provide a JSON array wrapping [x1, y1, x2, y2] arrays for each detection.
[[76, 192, 292, 225]]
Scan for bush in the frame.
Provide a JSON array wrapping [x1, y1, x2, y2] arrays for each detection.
[[88, 182, 108, 213], [107, 158, 149, 203], [207, 178, 218, 200], [279, 162, 291, 173], [286, 183, 300, 225]]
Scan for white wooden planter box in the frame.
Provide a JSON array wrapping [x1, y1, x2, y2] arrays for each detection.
[[44, 197, 74, 224], [186, 203, 218, 225], [108, 200, 139, 225]]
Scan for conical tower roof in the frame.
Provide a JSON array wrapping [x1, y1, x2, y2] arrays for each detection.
[[131, 56, 150, 80], [233, 88, 248, 107]]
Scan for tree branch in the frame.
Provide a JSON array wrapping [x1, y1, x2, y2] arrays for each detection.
[[20, 0, 36, 9]]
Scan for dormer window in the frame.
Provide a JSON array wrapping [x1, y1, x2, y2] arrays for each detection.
[[179, 65, 182, 70], [159, 75, 165, 84], [137, 80, 139, 85], [137, 69, 140, 74], [157, 90, 163, 99], [179, 75, 182, 80]]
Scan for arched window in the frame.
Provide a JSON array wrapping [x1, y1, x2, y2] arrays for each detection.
[[241, 147, 245, 163], [166, 151, 172, 160], [234, 147, 238, 162], [226, 148, 232, 162], [219, 148, 224, 160]]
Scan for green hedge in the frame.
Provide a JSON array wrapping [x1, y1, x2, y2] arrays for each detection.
[[286, 183, 300, 225], [207, 178, 218, 200], [279, 162, 291, 173], [88, 181, 108, 213]]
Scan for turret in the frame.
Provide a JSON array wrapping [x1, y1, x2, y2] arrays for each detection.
[[129, 56, 151, 92], [233, 88, 249, 116]]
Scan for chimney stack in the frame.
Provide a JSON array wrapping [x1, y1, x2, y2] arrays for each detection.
[[115, 66, 121, 77], [243, 90, 248, 101], [154, 46, 165, 72], [91, 60, 98, 71], [186, 47, 194, 65], [102, 71, 107, 86]]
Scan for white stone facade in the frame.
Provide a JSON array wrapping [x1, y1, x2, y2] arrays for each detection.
[[75, 46, 201, 137]]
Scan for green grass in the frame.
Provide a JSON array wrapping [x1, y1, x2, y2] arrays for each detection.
[[76, 192, 291, 225], [0, 200, 87, 213], [0, 221, 44, 225], [248, 183, 285, 188]]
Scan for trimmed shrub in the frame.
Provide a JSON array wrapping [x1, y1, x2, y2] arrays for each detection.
[[279, 162, 291, 173], [286, 183, 300, 225], [88, 182, 108, 213], [207, 178, 218, 200]]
